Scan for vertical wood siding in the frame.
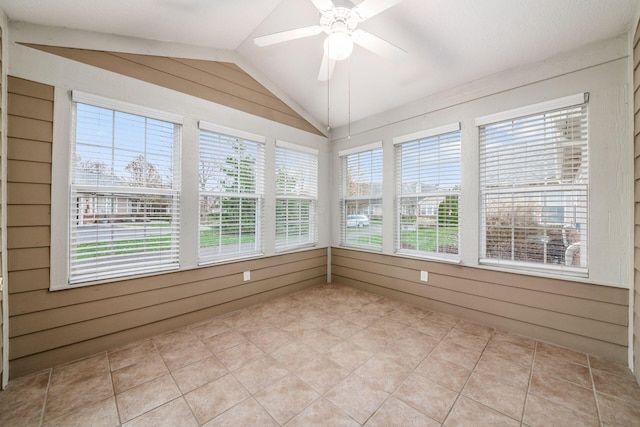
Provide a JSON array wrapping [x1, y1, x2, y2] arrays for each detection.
[[332, 247, 629, 362], [0, 26, 4, 386], [634, 20, 640, 381], [5, 76, 327, 379]]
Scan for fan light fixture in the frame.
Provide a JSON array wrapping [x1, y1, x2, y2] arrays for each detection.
[[324, 31, 353, 60], [254, 0, 406, 81]]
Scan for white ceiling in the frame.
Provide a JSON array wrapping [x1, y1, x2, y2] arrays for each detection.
[[0, 0, 637, 131]]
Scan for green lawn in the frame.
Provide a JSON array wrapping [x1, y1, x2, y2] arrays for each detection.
[[199, 228, 256, 248], [77, 225, 458, 258], [77, 235, 173, 259], [346, 233, 383, 246], [344, 221, 457, 252], [400, 226, 458, 252], [78, 229, 257, 258]]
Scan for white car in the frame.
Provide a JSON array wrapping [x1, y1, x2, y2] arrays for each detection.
[[346, 215, 370, 228]]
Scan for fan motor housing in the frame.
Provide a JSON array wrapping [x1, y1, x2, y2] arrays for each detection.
[[320, 6, 358, 34]]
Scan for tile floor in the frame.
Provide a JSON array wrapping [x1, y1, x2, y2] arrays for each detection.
[[1, 283, 640, 426]]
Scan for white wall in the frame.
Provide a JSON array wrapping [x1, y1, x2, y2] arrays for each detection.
[[330, 34, 632, 289], [6, 24, 330, 289]]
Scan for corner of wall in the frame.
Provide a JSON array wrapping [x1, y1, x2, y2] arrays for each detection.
[[0, 6, 9, 389], [631, 6, 640, 383]]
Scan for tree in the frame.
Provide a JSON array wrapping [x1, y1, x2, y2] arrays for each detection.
[[276, 167, 298, 194], [438, 194, 459, 225], [220, 142, 257, 235], [199, 159, 218, 223], [220, 142, 256, 193], [77, 157, 109, 175], [124, 155, 168, 220], [125, 155, 163, 188], [275, 167, 306, 238], [485, 200, 542, 262]]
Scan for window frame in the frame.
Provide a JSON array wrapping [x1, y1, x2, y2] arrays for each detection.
[[338, 142, 384, 251], [393, 123, 462, 261], [197, 121, 266, 265], [63, 91, 183, 287], [274, 140, 319, 252], [476, 93, 589, 277]]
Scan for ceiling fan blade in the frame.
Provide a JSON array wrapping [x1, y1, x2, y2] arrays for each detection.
[[318, 51, 336, 81], [310, 0, 335, 13], [352, 0, 402, 21], [352, 29, 406, 61], [254, 26, 323, 47]]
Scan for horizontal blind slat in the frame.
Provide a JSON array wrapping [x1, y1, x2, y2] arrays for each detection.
[[199, 128, 265, 263], [70, 100, 181, 285], [395, 130, 461, 257], [275, 143, 319, 251], [479, 103, 588, 273], [340, 147, 383, 250]]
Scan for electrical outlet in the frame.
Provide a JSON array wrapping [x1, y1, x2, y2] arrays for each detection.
[[243, 271, 250, 281], [420, 271, 429, 282]]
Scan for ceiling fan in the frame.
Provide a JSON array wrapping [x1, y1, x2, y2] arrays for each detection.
[[254, 0, 406, 81]]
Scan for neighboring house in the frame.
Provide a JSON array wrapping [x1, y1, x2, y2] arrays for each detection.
[[417, 196, 446, 226], [74, 170, 169, 224], [399, 183, 449, 226]]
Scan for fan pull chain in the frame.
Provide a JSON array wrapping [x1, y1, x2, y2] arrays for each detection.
[[348, 55, 351, 140], [327, 42, 331, 133]]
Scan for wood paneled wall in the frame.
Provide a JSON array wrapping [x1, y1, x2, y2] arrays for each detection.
[[22, 43, 324, 136], [332, 247, 629, 362], [5, 76, 327, 379], [634, 19, 640, 381], [0, 26, 4, 386], [7, 75, 55, 381]]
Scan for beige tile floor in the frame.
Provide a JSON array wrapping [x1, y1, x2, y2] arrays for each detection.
[[1, 283, 640, 426]]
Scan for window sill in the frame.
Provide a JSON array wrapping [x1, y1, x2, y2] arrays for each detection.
[[50, 264, 180, 291], [198, 252, 265, 267], [340, 243, 383, 253], [478, 258, 587, 277], [275, 243, 318, 254], [395, 250, 462, 265]]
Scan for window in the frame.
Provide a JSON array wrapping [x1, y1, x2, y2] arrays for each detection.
[[478, 94, 588, 273], [339, 143, 383, 249], [70, 92, 181, 284], [394, 124, 461, 258], [275, 141, 318, 251], [198, 122, 265, 263]]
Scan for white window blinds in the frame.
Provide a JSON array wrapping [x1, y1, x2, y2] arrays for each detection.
[[339, 143, 383, 249], [198, 124, 265, 263], [275, 141, 318, 251], [394, 124, 461, 258], [70, 101, 181, 284], [479, 100, 588, 273]]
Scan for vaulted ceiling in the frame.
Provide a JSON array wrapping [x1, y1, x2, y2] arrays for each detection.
[[0, 0, 637, 131]]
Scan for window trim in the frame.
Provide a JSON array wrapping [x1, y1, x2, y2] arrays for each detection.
[[199, 120, 266, 144], [477, 97, 589, 277], [475, 93, 587, 126], [72, 90, 183, 124], [338, 141, 382, 157], [392, 122, 460, 145], [274, 140, 319, 252], [276, 139, 319, 155], [339, 142, 384, 251], [52, 91, 184, 290], [197, 123, 266, 265], [393, 123, 462, 261]]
